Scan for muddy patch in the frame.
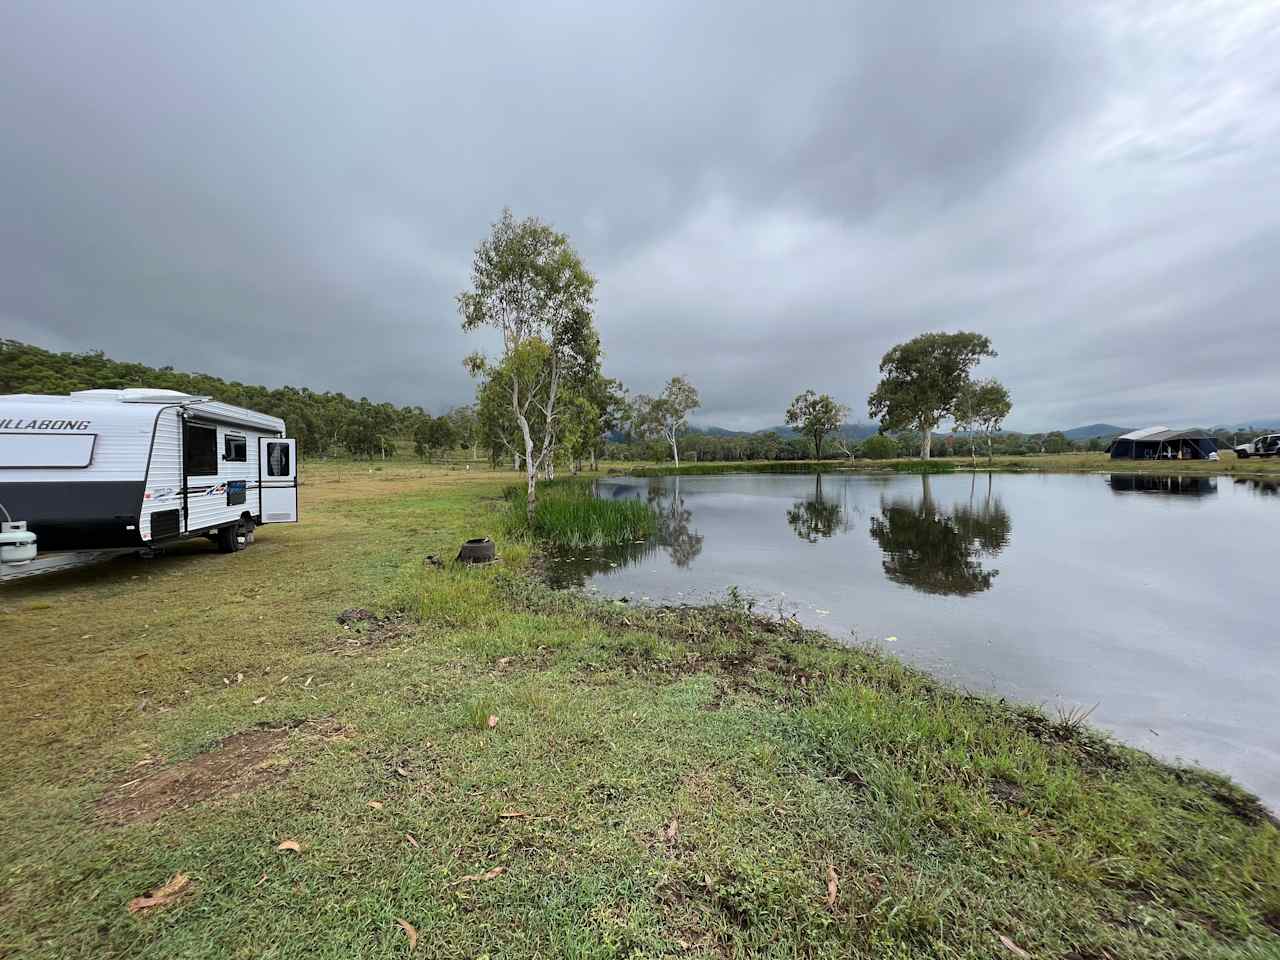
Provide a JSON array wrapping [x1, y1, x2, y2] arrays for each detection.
[[331, 608, 415, 654], [97, 720, 341, 826]]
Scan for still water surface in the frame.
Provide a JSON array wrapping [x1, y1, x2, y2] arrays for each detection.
[[548, 472, 1280, 807]]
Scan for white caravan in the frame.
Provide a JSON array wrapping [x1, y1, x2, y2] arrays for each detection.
[[0, 389, 297, 569]]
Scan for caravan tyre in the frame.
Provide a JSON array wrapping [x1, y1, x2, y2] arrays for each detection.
[[217, 521, 246, 553]]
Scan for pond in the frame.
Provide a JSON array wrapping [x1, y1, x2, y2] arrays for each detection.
[[547, 471, 1280, 808]]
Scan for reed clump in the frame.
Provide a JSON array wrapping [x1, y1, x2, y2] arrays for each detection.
[[505, 477, 657, 547]]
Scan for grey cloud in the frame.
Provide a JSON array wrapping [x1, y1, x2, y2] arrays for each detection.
[[2, 1, 1277, 430]]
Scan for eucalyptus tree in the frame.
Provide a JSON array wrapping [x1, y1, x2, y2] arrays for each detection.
[[458, 209, 599, 517], [632, 376, 700, 469], [970, 378, 1012, 462], [785, 389, 849, 461], [867, 332, 996, 459]]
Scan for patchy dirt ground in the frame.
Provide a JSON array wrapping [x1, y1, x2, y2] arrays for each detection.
[[331, 607, 416, 655], [96, 721, 342, 826]]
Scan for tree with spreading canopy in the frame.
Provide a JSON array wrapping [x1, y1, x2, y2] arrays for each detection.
[[414, 415, 456, 461], [458, 209, 599, 517], [968, 378, 1012, 462], [446, 405, 480, 460], [631, 377, 700, 469], [867, 331, 996, 459], [785, 390, 849, 461]]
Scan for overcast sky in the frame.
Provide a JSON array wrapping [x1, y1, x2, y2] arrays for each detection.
[[2, 2, 1277, 431]]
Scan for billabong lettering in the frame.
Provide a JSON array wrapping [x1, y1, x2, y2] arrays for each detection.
[[0, 419, 92, 430]]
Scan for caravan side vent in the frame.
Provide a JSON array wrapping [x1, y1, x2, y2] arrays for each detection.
[[151, 509, 180, 540], [266, 512, 293, 522]]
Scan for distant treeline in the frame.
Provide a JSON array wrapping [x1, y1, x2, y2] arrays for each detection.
[[0, 339, 476, 459], [3, 339, 1260, 466], [604, 426, 1253, 463]]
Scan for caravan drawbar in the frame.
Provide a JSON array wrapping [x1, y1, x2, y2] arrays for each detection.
[[0, 389, 298, 572]]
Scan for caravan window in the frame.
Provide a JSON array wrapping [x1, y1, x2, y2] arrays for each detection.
[[224, 435, 247, 463], [266, 441, 291, 477], [184, 423, 218, 476]]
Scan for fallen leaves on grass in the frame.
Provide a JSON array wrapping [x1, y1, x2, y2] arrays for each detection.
[[999, 935, 1031, 958], [368, 800, 384, 810], [396, 918, 418, 951], [825, 865, 838, 908], [127, 873, 192, 914], [252, 696, 267, 706], [498, 810, 527, 820], [662, 819, 679, 842], [404, 833, 420, 848], [451, 866, 506, 886], [486, 715, 498, 729], [275, 839, 302, 854]]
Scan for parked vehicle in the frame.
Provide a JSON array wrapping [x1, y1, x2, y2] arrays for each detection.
[[1233, 434, 1280, 459], [1, 388, 297, 579]]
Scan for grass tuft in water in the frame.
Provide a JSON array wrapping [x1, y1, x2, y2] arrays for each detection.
[[505, 477, 658, 547], [891, 460, 956, 474]]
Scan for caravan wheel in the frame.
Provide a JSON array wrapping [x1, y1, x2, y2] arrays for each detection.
[[217, 520, 247, 553]]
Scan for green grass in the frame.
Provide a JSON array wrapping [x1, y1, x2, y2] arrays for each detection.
[[1, 461, 1277, 959], [504, 477, 658, 547], [890, 460, 956, 474]]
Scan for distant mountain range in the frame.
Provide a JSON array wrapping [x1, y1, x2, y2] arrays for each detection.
[[1060, 423, 1132, 440]]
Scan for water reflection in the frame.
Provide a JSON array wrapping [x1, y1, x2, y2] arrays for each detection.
[[649, 477, 705, 567], [1233, 478, 1279, 497], [786, 474, 854, 542], [868, 474, 1012, 596], [542, 537, 659, 589], [1109, 474, 1218, 496]]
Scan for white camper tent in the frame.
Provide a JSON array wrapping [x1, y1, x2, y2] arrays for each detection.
[[0, 389, 297, 567]]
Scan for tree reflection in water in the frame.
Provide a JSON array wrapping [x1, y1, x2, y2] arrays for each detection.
[[868, 474, 1011, 596], [648, 476, 705, 567], [786, 474, 853, 542]]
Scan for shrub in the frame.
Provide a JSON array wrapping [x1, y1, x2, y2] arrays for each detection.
[[859, 434, 899, 460]]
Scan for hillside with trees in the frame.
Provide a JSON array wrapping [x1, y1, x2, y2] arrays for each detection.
[[0, 338, 475, 460]]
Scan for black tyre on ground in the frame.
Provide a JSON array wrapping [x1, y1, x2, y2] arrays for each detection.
[[217, 520, 246, 552], [456, 537, 496, 563]]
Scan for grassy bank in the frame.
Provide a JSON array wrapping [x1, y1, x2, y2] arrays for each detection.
[[2, 462, 1277, 959], [617, 450, 1280, 479], [504, 477, 657, 547]]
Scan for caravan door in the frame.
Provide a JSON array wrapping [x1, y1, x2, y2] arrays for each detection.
[[259, 438, 298, 523]]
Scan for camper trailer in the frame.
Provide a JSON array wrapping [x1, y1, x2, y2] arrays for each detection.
[[0, 389, 297, 575], [1105, 426, 1219, 461]]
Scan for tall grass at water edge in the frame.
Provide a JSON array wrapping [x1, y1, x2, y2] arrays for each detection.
[[504, 477, 658, 547], [891, 460, 956, 474]]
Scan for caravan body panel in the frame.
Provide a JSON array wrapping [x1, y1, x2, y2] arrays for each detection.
[[0, 390, 290, 550], [0, 394, 160, 547]]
